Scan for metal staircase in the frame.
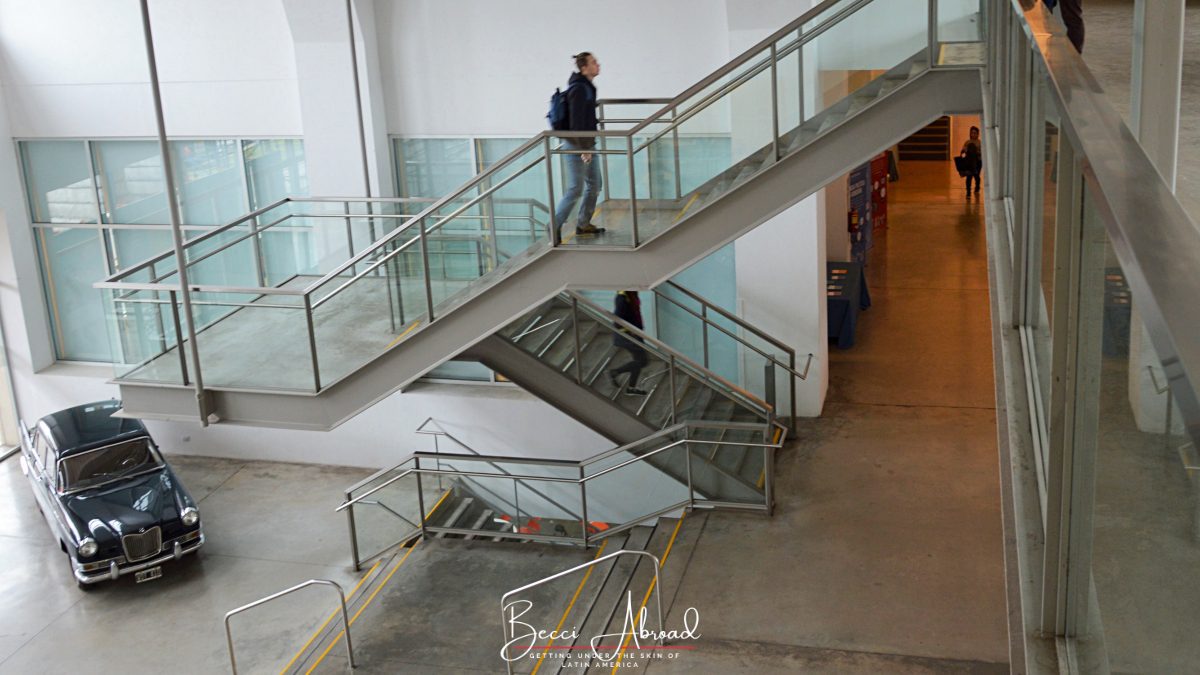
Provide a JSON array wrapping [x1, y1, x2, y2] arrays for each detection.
[[98, 0, 982, 429]]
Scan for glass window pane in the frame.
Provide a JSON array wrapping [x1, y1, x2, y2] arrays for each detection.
[[94, 140, 169, 225], [1087, 184, 1196, 672], [426, 361, 493, 382], [171, 139, 247, 226], [244, 139, 308, 208], [35, 227, 111, 362], [20, 141, 96, 224], [111, 227, 174, 273], [395, 138, 473, 203]]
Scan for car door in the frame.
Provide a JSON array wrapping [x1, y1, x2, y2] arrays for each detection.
[[21, 424, 62, 540]]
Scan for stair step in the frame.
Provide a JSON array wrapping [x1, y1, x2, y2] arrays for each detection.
[[464, 508, 495, 540], [437, 496, 474, 537]]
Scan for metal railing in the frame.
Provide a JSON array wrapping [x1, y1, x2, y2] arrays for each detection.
[[223, 578, 354, 674], [499, 549, 663, 674], [654, 280, 815, 429], [335, 421, 786, 566], [96, 0, 956, 415]]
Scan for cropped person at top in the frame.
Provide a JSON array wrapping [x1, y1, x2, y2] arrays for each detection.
[[554, 52, 606, 242], [960, 126, 983, 197]]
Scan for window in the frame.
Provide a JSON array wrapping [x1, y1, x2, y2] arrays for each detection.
[[20, 138, 309, 363]]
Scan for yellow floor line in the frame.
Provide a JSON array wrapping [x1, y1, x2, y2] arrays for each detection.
[[278, 559, 383, 675], [384, 320, 422, 350], [672, 193, 701, 223], [425, 488, 451, 520], [304, 541, 422, 674], [529, 540, 611, 675], [609, 513, 687, 674]]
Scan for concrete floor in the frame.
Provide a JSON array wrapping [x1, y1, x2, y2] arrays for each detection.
[[644, 160, 1009, 673], [0, 454, 373, 674]]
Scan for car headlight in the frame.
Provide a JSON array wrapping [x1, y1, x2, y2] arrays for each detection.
[[77, 538, 98, 558], [181, 507, 199, 527]]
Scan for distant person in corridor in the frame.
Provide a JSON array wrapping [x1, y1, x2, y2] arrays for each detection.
[[608, 291, 648, 396], [554, 52, 605, 242], [1043, 0, 1084, 53], [960, 126, 982, 198]]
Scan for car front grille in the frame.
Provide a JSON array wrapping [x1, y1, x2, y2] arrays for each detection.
[[121, 527, 162, 562]]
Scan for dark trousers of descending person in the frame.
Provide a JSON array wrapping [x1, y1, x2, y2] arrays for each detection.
[[965, 169, 981, 194], [1059, 0, 1084, 52], [611, 344, 648, 389], [554, 141, 603, 241]]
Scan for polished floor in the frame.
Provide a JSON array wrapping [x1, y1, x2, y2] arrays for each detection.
[[0, 455, 373, 674], [645, 159, 1008, 673]]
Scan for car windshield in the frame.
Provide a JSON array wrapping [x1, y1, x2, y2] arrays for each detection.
[[58, 438, 161, 491]]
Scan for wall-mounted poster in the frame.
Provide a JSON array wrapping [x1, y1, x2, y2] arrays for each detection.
[[848, 162, 872, 262], [870, 153, 888, 231]]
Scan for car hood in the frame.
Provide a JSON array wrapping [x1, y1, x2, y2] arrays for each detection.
[[62, 469, 180, 540]]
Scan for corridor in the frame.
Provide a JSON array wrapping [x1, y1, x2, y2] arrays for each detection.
[[650, 158, 1008, 673]]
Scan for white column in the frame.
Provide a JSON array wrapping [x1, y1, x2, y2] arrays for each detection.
[[1127, 0, 1186, 434], [282, 0, 391, 198]]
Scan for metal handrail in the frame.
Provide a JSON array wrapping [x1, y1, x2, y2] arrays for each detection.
[[224, 579, 354, 674], [566, 291, 774, 416], [1015, 2, 1200, 446], [500, 550, 663, 674]]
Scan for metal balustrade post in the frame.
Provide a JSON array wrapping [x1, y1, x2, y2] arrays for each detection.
[[789, 353, 798, 433], [928, 0, 939, 67], [685, 433, 695, 504], [543, 136, 559, 245], [579, 466, 589, 547], [668, 355, 678, 425], [764, 362, 776, 418], [599, 103, 611, 202], [628, 135, 640, 246], [148, 261, 167, 354], [415, 456, 428, 538], [169, 290, 189, 385], [770, 43, 781, 161], [571, 296, 584, 383], [420, 220, 435, 321], [345, 489, 361, 570], [701, 305, 710, 369], [304, 295, 321, 392], [671, 106, 683, 199]]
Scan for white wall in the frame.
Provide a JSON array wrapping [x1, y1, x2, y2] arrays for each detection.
[[0, 0, 302, 138], [377, 0, 731, 135]]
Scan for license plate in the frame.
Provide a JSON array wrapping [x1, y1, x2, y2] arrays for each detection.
[[135, 567, 162, 583]]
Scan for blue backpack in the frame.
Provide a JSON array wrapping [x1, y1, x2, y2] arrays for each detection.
[[547, 87, 570, 130]]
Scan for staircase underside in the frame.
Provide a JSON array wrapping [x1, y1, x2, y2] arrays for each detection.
[[116, 68, 982, 430]]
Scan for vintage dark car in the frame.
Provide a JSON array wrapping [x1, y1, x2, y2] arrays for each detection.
[[18, 400, 203, 587]]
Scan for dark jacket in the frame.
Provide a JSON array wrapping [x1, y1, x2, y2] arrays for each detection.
[[566, 72, 598, 150], [613, 291, 644, 349]]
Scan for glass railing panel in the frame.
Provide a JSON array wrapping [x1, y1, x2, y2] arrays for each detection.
[[633, 59, 776, 242], [775, 29, 804, 144], [514, 478, 585, 541], [423, 144, 554, 309], [938, 0, 983, 44], [585, 443, 691, 524], [104, 287, 187, 385], [801, 0, 861, 34], [187, 290, 312, 391], [802, 0, 929, 123], [582, 427, 689, 478], [346, 460, 422, 567], [310, 227, 427, 387], [1083, 182, 1197, 672], [690, 427, 770, 507]]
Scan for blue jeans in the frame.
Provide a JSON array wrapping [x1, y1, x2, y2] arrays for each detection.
[[554, 142, 602, 239]]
